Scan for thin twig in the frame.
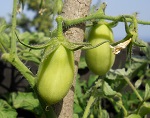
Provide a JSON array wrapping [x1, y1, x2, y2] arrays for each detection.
[[124, 76, 143, 102]]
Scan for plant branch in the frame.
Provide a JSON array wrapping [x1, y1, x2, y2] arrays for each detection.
[[64, 14, 150, 26], [0, 43, 7, 53], [124, 76, 143, 102], [83, 95, 96, 118], [11, 0, 18, 54], [56, 16, 64, 38], [2, 53, 35, 88]]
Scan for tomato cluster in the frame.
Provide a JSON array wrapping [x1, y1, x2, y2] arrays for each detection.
[[37, 23, 115, 105]]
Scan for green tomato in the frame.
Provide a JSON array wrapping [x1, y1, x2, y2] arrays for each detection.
[[37, 45, 74, 105], [85, 24, 115, 75]]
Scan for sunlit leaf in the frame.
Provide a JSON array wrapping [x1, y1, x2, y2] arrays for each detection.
[[135, 78, 143, 89], [138, 102, 150, 117], [0, 99, 17, 118], [0, 19, 9, 32], [125, 114, 141, 118], [99, 109, 109, 118], [10, 92, 42, 116], [144, 84, 150, 101], [73, 114, 79, 118], [87, 74, 98, 87], [78, 56, 87, 69], [102, 81, 116, 96]]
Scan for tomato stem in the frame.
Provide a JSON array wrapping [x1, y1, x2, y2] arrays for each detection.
[[56, 15, 64, 40], [63, 14, 150, 27], [83, 95, 96, 118], [11, 0, 17, 55], [2, 53, 36, 88], [124, 76, 143, 102]]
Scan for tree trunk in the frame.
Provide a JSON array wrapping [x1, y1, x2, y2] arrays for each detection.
[[53, 0, 92, 118]]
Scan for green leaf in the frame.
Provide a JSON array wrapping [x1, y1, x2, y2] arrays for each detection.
[[74, 103, 83, 113], [138, 102, 150, 117], [10, 92, 42, 116], [144, 84, 150, 101], [99, 109, 109, 118], [146, 69, 150, 77], [0, 32, 10, 49], [124, 60, 147, 79], [0, 19, 9, 33], [78, 56, 87, 69], [16, 32, 55, 50], [106, 69, 118, 80], [113, 68, 129, 76], [87, 74, 98, 88], [102, 81, 116, 96], [89, 114, 94, 118], [0, 99, 17, 118], [135, 78, 142, 89], [75, 75, 84, 98], [125, 114, 141, 118], [139, 39, 150, 58], [73, 114, 79, 118], [18, 49, 42, 64]]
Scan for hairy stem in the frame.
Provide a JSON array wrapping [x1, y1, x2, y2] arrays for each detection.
[[124, 76, 143, 102], [83, 95, 96, 118], [64, 14, 150, 26], [2, 53, 35, 88], [56, 16, 64, 38], [11, 0, 17, 54]]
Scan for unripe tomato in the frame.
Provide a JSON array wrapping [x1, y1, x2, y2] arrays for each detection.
[[85, 24, 115, 75], [37, 45, 74, 105]]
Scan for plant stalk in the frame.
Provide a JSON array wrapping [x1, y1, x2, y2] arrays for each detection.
[[2, 53, 35, 88], [64, 14, 150, 26], [11, 0, 18, 54], [83, 95, 96, 118], [124, 76, 143, 102], [56, 16, 63, 38]]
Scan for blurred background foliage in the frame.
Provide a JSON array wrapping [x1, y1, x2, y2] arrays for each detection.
[[17, 0, 58, 36]]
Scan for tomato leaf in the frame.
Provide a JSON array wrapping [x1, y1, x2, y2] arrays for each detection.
[[74, 103, 83, 113], [99, 109, 109, 118], [138, 102, 150, 117], [16, 32, 55, 50], [125, 114, 141, 118], [18, 49, 42, 64], [73, 114, 79, 118], [139, 39, 150, 59], [78, 56, 87, 69], [87, 74, 98, 88], [0, 99, 17, 118], [9, 92, 42, 116], [0, 19, 10, 33], [102, 81, 117, 96], [135, 78, 142, 89], [0, 32, 10, 49], [144, 84, 150, 101]]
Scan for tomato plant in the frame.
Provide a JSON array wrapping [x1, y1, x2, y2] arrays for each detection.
[[85, 24, 115, 75], [0, 1, 150, 118]]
